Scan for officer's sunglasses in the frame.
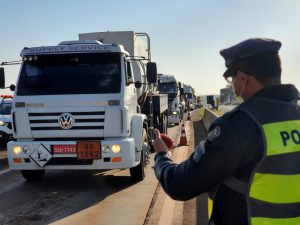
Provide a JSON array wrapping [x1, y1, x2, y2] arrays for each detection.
[[225, 73, 237, 84]]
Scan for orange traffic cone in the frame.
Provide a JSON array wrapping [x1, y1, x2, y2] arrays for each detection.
[[178, 123, 188, 146], [187, 112, 191, 121]]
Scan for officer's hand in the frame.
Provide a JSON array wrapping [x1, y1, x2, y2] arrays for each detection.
[[152, 129, 175, 153]]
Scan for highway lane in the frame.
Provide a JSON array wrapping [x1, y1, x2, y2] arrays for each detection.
[[0, 125, 181, 225]]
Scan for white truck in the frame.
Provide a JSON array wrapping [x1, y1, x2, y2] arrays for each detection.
[[183, 84, 196, 111], [3, 31, 168, 182], [0, 96, 13, 144], [157, 74, 182, 125]]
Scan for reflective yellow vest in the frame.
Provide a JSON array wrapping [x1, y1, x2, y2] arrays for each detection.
[[224, 98, 300, 225]]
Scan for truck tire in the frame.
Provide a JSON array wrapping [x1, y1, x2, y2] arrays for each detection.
[[21, 170, 45, 181], [130, 129, 147, 182], [157, 115, 168, 134], [163, 115, 168, 134]]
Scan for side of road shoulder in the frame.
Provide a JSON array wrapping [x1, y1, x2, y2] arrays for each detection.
[[0, 150, 8, 169]]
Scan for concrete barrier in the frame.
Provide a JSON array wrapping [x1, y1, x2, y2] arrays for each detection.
[[202, 108, 220, 131]]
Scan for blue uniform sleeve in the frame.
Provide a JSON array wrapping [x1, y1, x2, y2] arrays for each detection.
[[154, 112, 260, 201]]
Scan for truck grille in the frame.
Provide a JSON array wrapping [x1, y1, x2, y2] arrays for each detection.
[[28, 111, 105, 131]]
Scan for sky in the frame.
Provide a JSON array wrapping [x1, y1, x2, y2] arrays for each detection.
[[1, 0, 300, 95]]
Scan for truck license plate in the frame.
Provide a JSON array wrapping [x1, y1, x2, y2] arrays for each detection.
[[77, 141, 101, 159], [52, 145, 77, 154]]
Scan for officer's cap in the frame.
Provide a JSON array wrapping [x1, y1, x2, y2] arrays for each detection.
[[220, 38, 282, 78]]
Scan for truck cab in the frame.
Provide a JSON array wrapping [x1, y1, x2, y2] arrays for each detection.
[[158, 74, 182, 125], [183, 84, 196, 111]]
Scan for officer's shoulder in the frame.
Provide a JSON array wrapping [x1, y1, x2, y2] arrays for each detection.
[[210, 105, 253, 131]]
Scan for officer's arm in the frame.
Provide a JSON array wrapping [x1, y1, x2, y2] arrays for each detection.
[[154, 115, 247, 201]]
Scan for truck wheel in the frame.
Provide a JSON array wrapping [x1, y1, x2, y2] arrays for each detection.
[[163, 115, 168, 134], [21, 170, 45, 181], [130, 129, 147, 182], [157, 115, 167, 134]]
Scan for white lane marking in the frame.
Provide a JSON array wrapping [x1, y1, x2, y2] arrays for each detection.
[[0, 168, 10, 175]]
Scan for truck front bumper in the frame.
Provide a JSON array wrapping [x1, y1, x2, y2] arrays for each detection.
[[7, 138, 137, 170], [168, 114, 181, 124]]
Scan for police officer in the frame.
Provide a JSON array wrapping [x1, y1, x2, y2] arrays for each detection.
[[152, 38, 300, 225]]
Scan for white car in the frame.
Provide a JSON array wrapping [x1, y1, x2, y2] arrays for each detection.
[[0, 98, 13, 144]]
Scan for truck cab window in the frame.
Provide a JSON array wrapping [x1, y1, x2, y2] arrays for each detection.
[[17, 53, 122, 95], [126, 60, 134, 85]]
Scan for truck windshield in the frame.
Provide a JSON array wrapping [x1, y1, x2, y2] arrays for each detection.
[[185, 93, 193, 99], [158, 83, 178, 99], [158, 83, 178, 94], [0, 102, 12, 115], [17, 53, 121, 95]]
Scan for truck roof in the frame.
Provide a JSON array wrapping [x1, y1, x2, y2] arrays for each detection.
[[158, 74, 177, 83], [183, 84, 194, 93], [21, 41, 129, 56]]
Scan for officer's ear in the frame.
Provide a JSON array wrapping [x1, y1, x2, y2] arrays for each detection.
[[238, 71, 249, 83]]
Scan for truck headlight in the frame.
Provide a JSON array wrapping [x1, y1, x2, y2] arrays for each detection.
[[13, 146, 22, 155], [0, 121, 6, 126], [111, 144, 121, 153], [172, 111, 178, 115]]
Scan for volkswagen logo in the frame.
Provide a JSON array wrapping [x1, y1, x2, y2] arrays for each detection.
[[59, 113, 74, 129]]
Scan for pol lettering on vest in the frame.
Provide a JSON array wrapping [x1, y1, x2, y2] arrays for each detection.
[[280, 130, 300, 146]]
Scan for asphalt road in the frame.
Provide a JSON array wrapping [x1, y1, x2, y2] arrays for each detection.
[[0, 125, 182, 225], [0, 110, 210, 225]]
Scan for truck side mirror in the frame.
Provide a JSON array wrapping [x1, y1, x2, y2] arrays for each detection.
[[10, 84, 15, 91], [134, 81, 142, 88], [0, 68, 5, 89], [146, 62, 157, 83], [179, 88, 184, 95]]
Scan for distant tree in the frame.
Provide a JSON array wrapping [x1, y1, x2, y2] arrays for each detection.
[[220, 85, 235, 104]]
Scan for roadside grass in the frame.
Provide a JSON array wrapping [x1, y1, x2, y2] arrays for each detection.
[[198, 108, 205, 117], [211, 108, 224, 116]]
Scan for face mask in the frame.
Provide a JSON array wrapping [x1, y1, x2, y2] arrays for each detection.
[[232, 73, 246, 99], [236, 82, 245, 98]]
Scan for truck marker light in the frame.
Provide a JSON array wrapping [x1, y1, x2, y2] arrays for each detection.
[[13, 158, 23, 163], [111, 144, 121, 153], [112, 157, 121, 162], [23, 146, 31, 154], [13, 146, 22, 155], [15, 102, 25, 107], [108, 100, 120, 105], [102, 145, 110, 153]]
